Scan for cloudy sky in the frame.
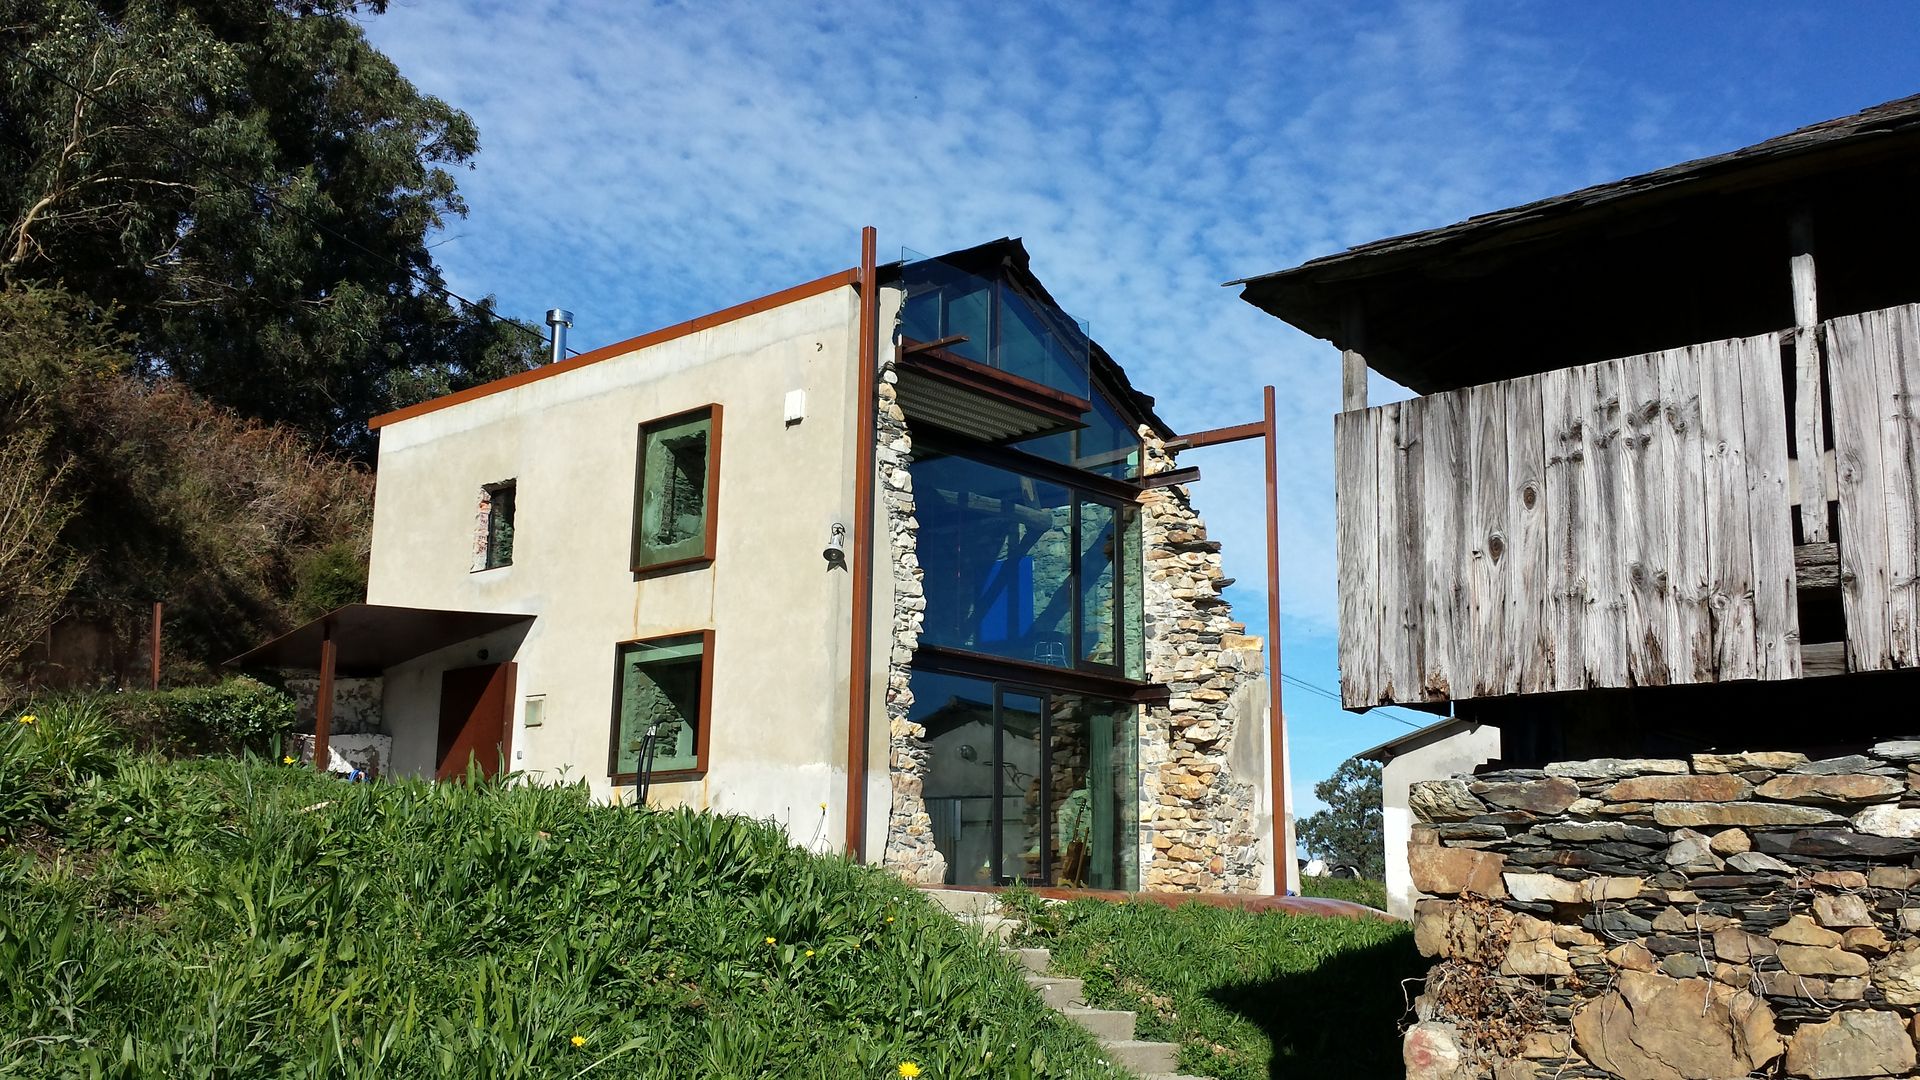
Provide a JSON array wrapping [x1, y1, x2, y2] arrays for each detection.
[[361, 0, 1920, 818]]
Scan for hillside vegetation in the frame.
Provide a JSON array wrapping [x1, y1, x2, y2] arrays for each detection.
[[1, 701, 1123, 1078]]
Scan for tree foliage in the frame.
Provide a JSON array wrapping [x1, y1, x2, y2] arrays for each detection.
[[1296, 756, 1385, 879], [0, 0, 540, 452]]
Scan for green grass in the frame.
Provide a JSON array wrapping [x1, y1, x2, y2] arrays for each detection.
[[0, 700, 1125, 1079], [1004, 895, 1425, 1080], [1299, 876, 1389, 912]]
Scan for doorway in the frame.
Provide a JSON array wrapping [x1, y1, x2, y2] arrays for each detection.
[[436, 662, 515, 780]]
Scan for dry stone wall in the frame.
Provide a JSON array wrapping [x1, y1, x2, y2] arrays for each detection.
[[1404, 740, 1920, 1080], [876, 354, 945, 885], [1139, 433, 1266, 893]]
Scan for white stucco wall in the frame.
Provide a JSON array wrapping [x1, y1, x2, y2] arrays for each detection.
[[368, 285, 881, 849], [1380, 721, 1502, 919]]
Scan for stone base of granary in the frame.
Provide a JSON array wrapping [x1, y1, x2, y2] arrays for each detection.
[[1404, 741, 1920, 1080]]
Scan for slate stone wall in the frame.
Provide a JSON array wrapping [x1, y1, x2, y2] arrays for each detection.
[[1405, 742, 1920, 1080]]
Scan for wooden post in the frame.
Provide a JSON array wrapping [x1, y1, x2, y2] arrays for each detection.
[[1790, 211, 1829, 543], [149, 602, 163, 690], [1341, 301, 1369, 413], [1264, 385, 1295, 896], [314, 624, 335, 773]]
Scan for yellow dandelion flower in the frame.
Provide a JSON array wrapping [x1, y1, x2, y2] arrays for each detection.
[[819, 801, 828, 811], [765, 936, 776, 945], [886, 916, 895, 923], [804, 949, 814, 958], [282, 755, 297, 765], [898, 1063, 922, 1078], [570, 1034, 587, 1048], [17, 714, 35, 725]]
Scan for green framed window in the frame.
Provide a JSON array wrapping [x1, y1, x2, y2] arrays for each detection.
[[632, 405, 721, 572], [608, 631, 713, 782]]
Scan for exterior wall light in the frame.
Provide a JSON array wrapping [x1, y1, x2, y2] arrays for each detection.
[[823, 522, 847, 568]]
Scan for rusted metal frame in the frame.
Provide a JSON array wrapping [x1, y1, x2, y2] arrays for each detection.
[[313, 622, 335, 773], [844, 227, 880, 860], [497, 662, 518, 776], [1263, 385, 1290, 897], [630, 403, 723, 576], [1164, 420, 1266, 452], [911, 644, 1171, 705], [371, 268, 861, 430], [912, 430, 1142, 505], [149, 602, 162, 690], [897, 338, 1094, 420], [607, 628, 716, 791], [1134, 465, 1201, 492], [902, 333, 968, 355]]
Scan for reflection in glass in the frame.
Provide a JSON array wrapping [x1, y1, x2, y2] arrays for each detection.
[[915, 673, 997, 886], [999, 691, 1046, 885], [612, 635, 704, 775], [1079, 500, 1117, 667], [897, 257, 1091, 401], [916, 454, 1074, 667]]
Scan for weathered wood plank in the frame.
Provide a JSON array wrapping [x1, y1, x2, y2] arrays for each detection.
[[1738, 331, 1801, 678], [1466, 383, 1510, 698], [1827, 309, 1893, 671], [1342, 303, 1369, 414], [1880, 305, 1920, 666], [1334, 410, 1379, 707], [1794, 543, 1840, 590], [1801, 641, 1846, 678], [1661, 345, 1712, 683], [1373, 401, 1422, 702], [1621, 350, 1672, 685], [1790, 212, 1830, 543], [1541, 365, 1589, 692], [1698, 337, 1759, 681], [1420, 392, 1468, 700], [1504, 375, 1551, 694], [1583, 360, 1630, 687]]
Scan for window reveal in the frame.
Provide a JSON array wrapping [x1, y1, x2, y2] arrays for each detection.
[[632, 406, 721, 571], [610, 632, 711, 779]]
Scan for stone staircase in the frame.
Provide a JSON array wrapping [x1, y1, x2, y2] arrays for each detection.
[[921, 890, 1210, 1080]]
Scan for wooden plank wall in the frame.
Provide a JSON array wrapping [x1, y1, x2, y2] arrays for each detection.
[[1828, 302, 1920, 671], [1336, 330, 1800, 708]]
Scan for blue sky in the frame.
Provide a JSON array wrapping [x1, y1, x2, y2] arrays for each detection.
[[362, 1, 1920, 820]]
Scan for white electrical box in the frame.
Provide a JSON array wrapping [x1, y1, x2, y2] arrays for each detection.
[[784, 389, 806, 425]]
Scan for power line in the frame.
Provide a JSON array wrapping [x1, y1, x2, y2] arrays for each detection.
[[1278, 670, 1428, 730], [1, 36, 569, 357]]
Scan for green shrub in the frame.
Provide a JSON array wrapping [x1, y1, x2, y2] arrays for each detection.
[[0, 697, 121, 832], [1301, 875, 1390, 911], [101, 677, 297, 754], [291, 539, 368, 619]]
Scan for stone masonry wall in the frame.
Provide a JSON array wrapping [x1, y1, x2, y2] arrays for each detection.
[[876, 352, 945, 885], [1404, 740, 1920, 1080], [1138, 433, 1266, 893]]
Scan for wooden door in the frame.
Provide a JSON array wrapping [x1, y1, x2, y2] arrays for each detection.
[[436, 662, 514, 780]]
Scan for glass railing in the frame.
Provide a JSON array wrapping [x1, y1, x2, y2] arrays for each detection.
[[898, 250, 1092, 402]]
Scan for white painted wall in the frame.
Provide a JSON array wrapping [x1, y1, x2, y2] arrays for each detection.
[[1380, 722, 1502, 918], [368, 286, 875, 849]]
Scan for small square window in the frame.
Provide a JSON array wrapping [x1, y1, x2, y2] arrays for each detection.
[[608, 631, 712, 781], [632, 406, 720, 572], [473, 480, 516, 571]]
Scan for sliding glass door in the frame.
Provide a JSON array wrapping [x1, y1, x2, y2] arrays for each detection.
[[914, 671, 1139, 890]]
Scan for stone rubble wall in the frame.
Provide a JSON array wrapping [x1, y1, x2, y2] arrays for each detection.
[[286, 675, 383, 736], [876, 351, 944, 885], [287, 731, 391, 778], [1404, 740, 1920, 1080], [1139, 432, 1266, 893]]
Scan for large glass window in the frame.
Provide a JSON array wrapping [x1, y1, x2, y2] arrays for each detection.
[[1015, 388, 1142, 480], [915, 451, 1139, 674], [898, 259, 1091, 401], [914, 672, 1138, 890], [632, 406, 720, 572], [609, 632, 711, 780]]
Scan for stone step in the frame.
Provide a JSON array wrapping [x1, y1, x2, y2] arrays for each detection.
[[1006, 946, 1051, 973], [918, 887, 999, 917], [964, 913, 1018, 943], [1100, 1039, 1180, 1075], [1061, 1006, 1136, 1041], [1024, 972, 1085, 1009]]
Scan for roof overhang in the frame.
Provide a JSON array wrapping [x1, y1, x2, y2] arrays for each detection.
[[895, 337, 1091, 444], [228, 604, 535, 676]]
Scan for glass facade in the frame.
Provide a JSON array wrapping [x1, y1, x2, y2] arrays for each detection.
[[913, 672, 1138, 890], [898, 257, 1092, 402], [914, 451, 1143, 678]]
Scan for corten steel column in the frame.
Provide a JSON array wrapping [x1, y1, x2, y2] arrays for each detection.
[[314, 623, 336, 773], [843, 226, 880, 860], [149, 602, 163, 690], [1263, 384, 1291, 896]]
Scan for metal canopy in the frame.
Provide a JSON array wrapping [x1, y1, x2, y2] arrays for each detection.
[[228, 604, 535, 676]]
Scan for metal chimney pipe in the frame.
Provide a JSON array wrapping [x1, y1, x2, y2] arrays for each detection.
[[545, 308, 573, 364]]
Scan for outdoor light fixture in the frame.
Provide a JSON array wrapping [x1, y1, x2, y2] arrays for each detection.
[[823, 522, 847, 568]]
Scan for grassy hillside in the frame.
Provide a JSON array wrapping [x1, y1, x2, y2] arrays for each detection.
[[1005, 893, 1423, 1080], [0, 701, 1122, 1078]]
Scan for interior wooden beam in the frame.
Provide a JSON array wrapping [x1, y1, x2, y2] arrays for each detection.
[[1790, 210, 1830, 542]]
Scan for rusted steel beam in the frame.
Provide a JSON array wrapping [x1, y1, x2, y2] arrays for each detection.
[[901, 333, 968, 355], [1134, 466, 1201, 492], [844, 226, 880, 861], [1164, 420, 1264, 451], [1264, 385, 1292, 897], [314, 624, 336, 774], [149, 602, 162, 690]]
